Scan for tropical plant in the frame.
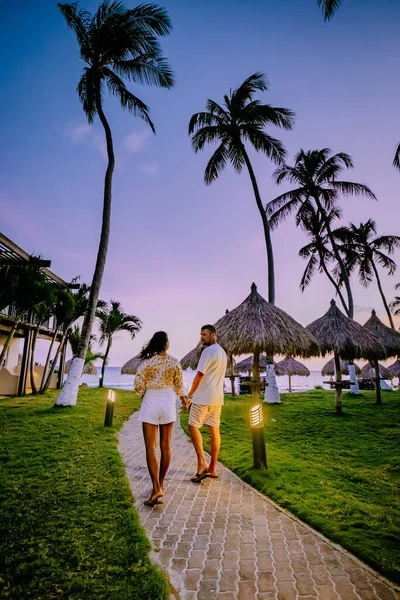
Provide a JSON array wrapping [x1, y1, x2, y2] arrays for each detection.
[[56, 0, 174, 407], [96, 300, 142, 387], [389, 283, 400, 318], [188, 72, 294, 304], [335, 220, 400, 328], [67, 325, 103, 373], [0, 259, 49, 368], [267, 148, 376, 319], [297, 205, 350, 313]]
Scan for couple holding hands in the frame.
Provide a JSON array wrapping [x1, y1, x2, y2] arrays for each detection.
[[134, 325, 227, 507]]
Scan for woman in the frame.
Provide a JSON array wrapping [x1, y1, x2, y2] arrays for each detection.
[[134, 331, 188, 507]]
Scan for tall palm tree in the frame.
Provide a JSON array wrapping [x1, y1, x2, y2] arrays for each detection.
[[188, 72, 294, 304], [96, 300, 142, 387], [297, 205, 349, 313], [335, 220, 400, 328], [267, 148, 376, 319], [56, 1, 174, 407]]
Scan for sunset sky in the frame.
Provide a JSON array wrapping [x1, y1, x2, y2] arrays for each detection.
[[1, 0, 400, 367]]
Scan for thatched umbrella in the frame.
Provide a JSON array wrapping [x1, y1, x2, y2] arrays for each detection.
[[363, 310, 400, 403], [388, 359, 400, 383], [360, 362, 393, 380], [321, 358, 361, 377], [181, 344, 239, 395], [306, 300, 386, 415], [236, 355, 269, 375], [65, 358, 97, 376], [275, 357, 310, 392], [213, 283, 319, 404], [121, 354, 143, 375]]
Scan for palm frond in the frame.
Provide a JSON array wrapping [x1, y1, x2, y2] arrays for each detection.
[[393, 142, 400, 170], [330, 181, 377, 200], [317, 0, 342, 21], [299, 254, 318, 291], [58, 3, 92, 60], [190, 126, 223, 152], [103, 67, 154, 131], [113, 52, 173, 88], [204, 142, 230, 184], [77, 67, 99, 123]]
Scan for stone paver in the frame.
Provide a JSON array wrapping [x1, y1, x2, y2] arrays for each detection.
[[119, 411, 400, 600]]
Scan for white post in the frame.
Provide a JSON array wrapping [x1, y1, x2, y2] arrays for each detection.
[[54, 357, 84, 407], [264, 363, 281, 404], [348, 363, 360, 395]]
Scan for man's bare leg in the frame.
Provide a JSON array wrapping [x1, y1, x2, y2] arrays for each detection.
[[142, 422, 163, 501], [159, 422, 174, 492], [208, 425, 221, 477], [188, 424, 209, 473]]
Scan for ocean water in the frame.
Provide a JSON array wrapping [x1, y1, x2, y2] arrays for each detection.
[[80, 367, 332, 393]]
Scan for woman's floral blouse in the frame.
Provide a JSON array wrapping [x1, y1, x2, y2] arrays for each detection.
[[134, 354, 184, 397]]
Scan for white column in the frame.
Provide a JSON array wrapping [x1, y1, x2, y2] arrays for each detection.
[[264, 363, 281, 404], [348, 364, 360, 395]]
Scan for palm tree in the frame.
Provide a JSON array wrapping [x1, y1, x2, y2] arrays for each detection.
[[267, 148, 376, 319], [188, 72, 294, 304], [336, 220, 400, 328], [96, 300, 142, 387], [67, 325, 103, 374], [389, 283, 400, 319], [56, 1, 174, 407], [297, 205, 350, 313]]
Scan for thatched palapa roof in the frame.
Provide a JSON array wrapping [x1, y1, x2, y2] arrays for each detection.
[[180, 345, 205, 370], [213, 283, 319, 357], [275, 357, 310, 377], [121, 354, 143, 375], [388, 359, 400, 377], [321, 358, 361, 377], [306, 300, 386, 360], [363, 310, 400, 357], [236, 355, 271, 373], [65, 359, 97, 376], [360, 362, 393, 380]]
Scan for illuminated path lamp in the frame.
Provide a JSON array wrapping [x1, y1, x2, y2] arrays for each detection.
[[250, 404, 267, 469], [104, 390, 115, 427]]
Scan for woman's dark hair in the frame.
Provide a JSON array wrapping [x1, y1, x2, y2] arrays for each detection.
[[139, 331, 168, 360]]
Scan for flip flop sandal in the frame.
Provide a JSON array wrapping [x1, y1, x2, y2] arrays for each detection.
[[143, 497, 164, 507], [190, 469, 209, 483]]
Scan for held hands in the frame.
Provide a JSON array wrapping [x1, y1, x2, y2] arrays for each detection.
[[181, 395, 192, 410]]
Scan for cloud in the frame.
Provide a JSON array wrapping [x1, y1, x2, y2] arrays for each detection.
[[123, 130, 151, 153], [138, 162, 159, 176], [66, 122, 91, 143]]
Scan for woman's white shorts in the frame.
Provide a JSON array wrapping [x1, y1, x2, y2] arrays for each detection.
[[138, 387, 177, 425]]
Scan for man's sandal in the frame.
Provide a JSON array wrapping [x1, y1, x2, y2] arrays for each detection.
[[190, 469, 209, 483]]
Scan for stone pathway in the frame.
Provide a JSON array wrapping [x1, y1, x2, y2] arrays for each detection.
[[119, 411, 400, 600]]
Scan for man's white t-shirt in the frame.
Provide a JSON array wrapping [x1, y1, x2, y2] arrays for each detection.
[[193, 343, 227, 406]]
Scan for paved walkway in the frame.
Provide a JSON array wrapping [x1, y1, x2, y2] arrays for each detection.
[[119, 411, 400, 600]]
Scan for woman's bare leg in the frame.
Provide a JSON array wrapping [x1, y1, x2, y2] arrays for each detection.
[[159, 422, 174, 492], [142, 422, 163, 500]]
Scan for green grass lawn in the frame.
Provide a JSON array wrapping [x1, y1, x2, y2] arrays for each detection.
[[182, 389, 400, 583], [0, 388, 169, 600]]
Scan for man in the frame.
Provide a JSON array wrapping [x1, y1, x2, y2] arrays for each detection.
[[187, 324, 227, 482]]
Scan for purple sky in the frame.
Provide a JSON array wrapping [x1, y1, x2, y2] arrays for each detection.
[[1, 0, 400, 367]]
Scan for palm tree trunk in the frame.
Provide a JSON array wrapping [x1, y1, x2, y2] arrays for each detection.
[[0, 322, 19, 368], [288, 374, 292, 393], [320, 255, 349, 314], [252, 350, 260, 404], [55, 95, 115, 407], [314, 196, 354, 318], [334, 352, 343, 415], [242, 148, 275, 304], [42, 334, 67, 394], [100, 337, 111, 388], [29, 327, 40, 395], [40, 328, 58, 391], [371, 262, 395, 329], [373, 359, 382, 404]]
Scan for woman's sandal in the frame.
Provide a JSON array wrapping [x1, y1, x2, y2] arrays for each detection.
[[143, 497, 164, 507], [190, 469, 210, 483]]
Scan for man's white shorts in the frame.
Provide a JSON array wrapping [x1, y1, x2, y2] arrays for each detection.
[[188, 403, 222, 428]]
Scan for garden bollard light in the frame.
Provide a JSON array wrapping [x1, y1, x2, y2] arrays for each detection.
[[104, 390, 115, 427], [250, 403, 267, 469]]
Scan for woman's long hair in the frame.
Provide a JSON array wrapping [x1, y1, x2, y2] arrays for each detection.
[[139, 331, 168, 360]]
